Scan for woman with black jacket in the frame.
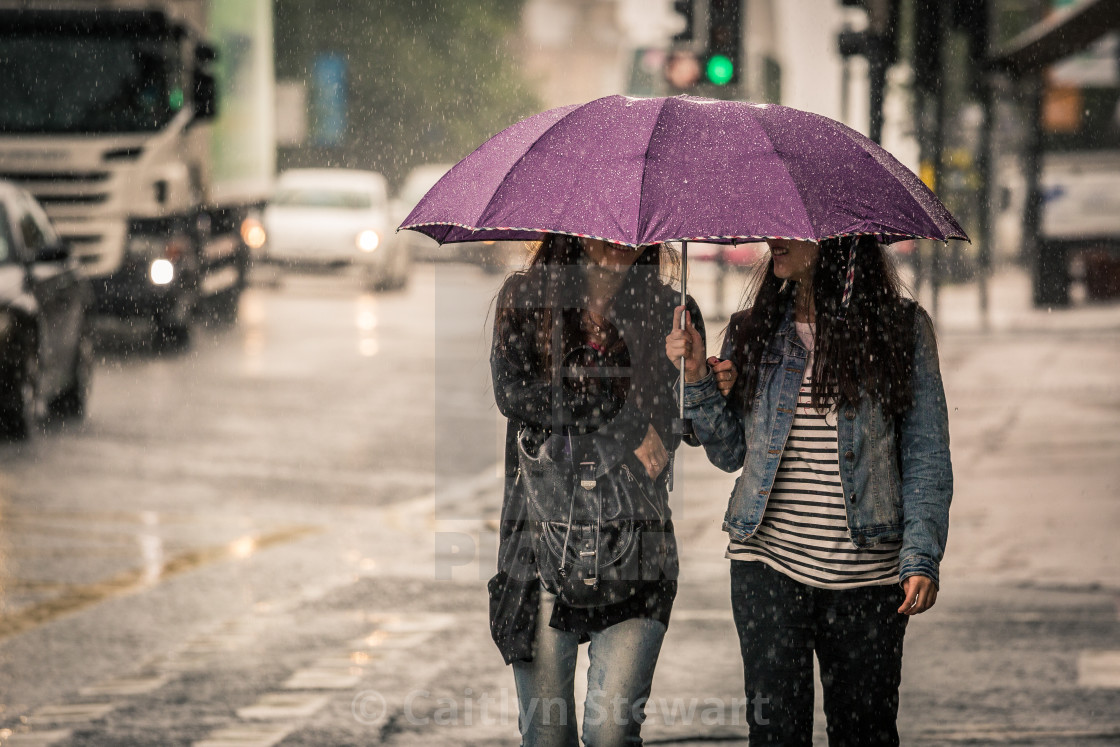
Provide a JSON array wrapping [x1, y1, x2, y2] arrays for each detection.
[[489, 233, 704, 746]]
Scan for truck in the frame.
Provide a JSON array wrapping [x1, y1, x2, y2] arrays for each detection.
[[0, 0, 275, 347]]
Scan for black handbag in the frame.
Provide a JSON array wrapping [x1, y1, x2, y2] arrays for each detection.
[[516, 427, 677, 608]]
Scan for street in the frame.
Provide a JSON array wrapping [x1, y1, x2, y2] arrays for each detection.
[[1, 260, 1118, 746]]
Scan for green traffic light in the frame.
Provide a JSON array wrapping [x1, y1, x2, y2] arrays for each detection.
[[706, 54, 735, 86]]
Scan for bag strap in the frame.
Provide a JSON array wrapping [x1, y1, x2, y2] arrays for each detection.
[[557, 428, 579, 581]]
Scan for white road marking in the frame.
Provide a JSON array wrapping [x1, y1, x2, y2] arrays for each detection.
[[236, 693, 331, 720], [349, 630, 434, 650], [1077, 650, 1120, 688], [347, 613, 455, 650], [193, 723, 296, 747], [156, 616, 272, 672], [281, 668, 362, 690], [312, 654, 371, 669], [918, 726, 1120, 741], [4, 730, 73, 746], [79, 674, 171, 697], [26, 703, 114, 725], [156, 649, 223, 672], [366, 612, 456, 633]]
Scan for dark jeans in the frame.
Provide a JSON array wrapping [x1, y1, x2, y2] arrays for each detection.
[[730, 561, 908, 747]]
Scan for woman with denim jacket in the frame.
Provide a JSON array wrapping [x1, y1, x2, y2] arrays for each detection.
[[665, 235, 951, 745], [490, 233, 704, 746]]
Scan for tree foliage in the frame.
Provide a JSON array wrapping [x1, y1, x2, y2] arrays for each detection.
[[274, 0, 539, 186]]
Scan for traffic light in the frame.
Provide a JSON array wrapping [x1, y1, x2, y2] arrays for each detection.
[[837, 28, 874, 58], [706, 0, 741, 86], [664, 49, 704, 90], [836, 0, 899, 144], [662, 0, 742, 93], [835, 0, 899, 64], [952, 0, 989, 94], [912, 0, 943, 93], [706, 53, 735, 86], [672, 0, 696, 43]]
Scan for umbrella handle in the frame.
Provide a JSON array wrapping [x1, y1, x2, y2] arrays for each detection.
[[674, 240, 692, 438]]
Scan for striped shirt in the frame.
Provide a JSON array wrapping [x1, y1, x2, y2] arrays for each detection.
[[726, 322, 901, 589]]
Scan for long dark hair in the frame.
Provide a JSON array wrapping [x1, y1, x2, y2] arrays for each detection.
[[493, 234, 677, 370], [726, 235, 919, 418]]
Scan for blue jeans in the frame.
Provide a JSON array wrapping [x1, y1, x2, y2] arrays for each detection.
[[512, 590, 667, 747], [730, 561, 907, 746]]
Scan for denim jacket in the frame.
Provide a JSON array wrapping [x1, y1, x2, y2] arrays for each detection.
[[682, 305, 952, 587]]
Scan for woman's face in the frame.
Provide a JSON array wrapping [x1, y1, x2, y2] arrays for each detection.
[[767, 238, 820, 284], [580, 237, 641, 272]]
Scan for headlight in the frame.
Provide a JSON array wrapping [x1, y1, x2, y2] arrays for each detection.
[[241, 217, 267, 250], [150, 259, 175, 285], [356, 230, 380, 253]]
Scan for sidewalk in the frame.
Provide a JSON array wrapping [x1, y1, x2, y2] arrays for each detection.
[[429, 265, 1120, 745], [347, 264, 1120, 746], [4, 263, 1115, 746], [918, 264, 1120, 335], [643, 264, 1120, 744]]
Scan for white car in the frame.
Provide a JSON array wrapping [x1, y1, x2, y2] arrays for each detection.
[[393, 163, 522, 272], [393, 163, 452, 263], [262, 169, 408, 289]]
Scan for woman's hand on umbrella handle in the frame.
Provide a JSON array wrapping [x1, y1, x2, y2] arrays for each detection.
[[633, 424, 669, 480], [709, 357, 738, 397], [666, 306, 707, 383]]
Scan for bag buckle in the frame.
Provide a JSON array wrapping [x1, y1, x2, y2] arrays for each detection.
[[579, 461, 596, 490]]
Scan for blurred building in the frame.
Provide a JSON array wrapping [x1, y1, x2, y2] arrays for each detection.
[[515, 0, 911, 162], [516, 0, 634, 106], [272, 1, 539, 187], [268, 0, 1120, 307], [832, 0, 1120, 307]]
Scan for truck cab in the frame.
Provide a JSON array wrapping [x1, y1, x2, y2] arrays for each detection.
[[0, 1, 273, 346]]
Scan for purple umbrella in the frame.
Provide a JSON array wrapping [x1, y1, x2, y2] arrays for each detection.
[[401, 94, 967, 434], [399, 94, 967, 247]]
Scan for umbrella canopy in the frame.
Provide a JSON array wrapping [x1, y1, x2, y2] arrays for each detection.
[[399, 94, 968, 247]]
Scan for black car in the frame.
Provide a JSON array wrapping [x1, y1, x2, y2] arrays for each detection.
[[0, 181, 94, 439]]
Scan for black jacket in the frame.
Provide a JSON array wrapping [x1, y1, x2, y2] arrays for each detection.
[[487, 260, 705, 664]]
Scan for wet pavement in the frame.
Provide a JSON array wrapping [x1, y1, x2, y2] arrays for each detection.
[[0, 261, 1118, 745]]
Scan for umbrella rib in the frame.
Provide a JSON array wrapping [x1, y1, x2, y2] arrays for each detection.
[[633, 96, 674, 245], [744, 110, 822, 241], [751, 109, 966, 243], [832, 122, 969, 241], [469, 104, 591, 237]]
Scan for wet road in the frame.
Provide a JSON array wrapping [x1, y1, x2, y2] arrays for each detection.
[[1, 261, 1118, 745], [0, 262, 509, 744]]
